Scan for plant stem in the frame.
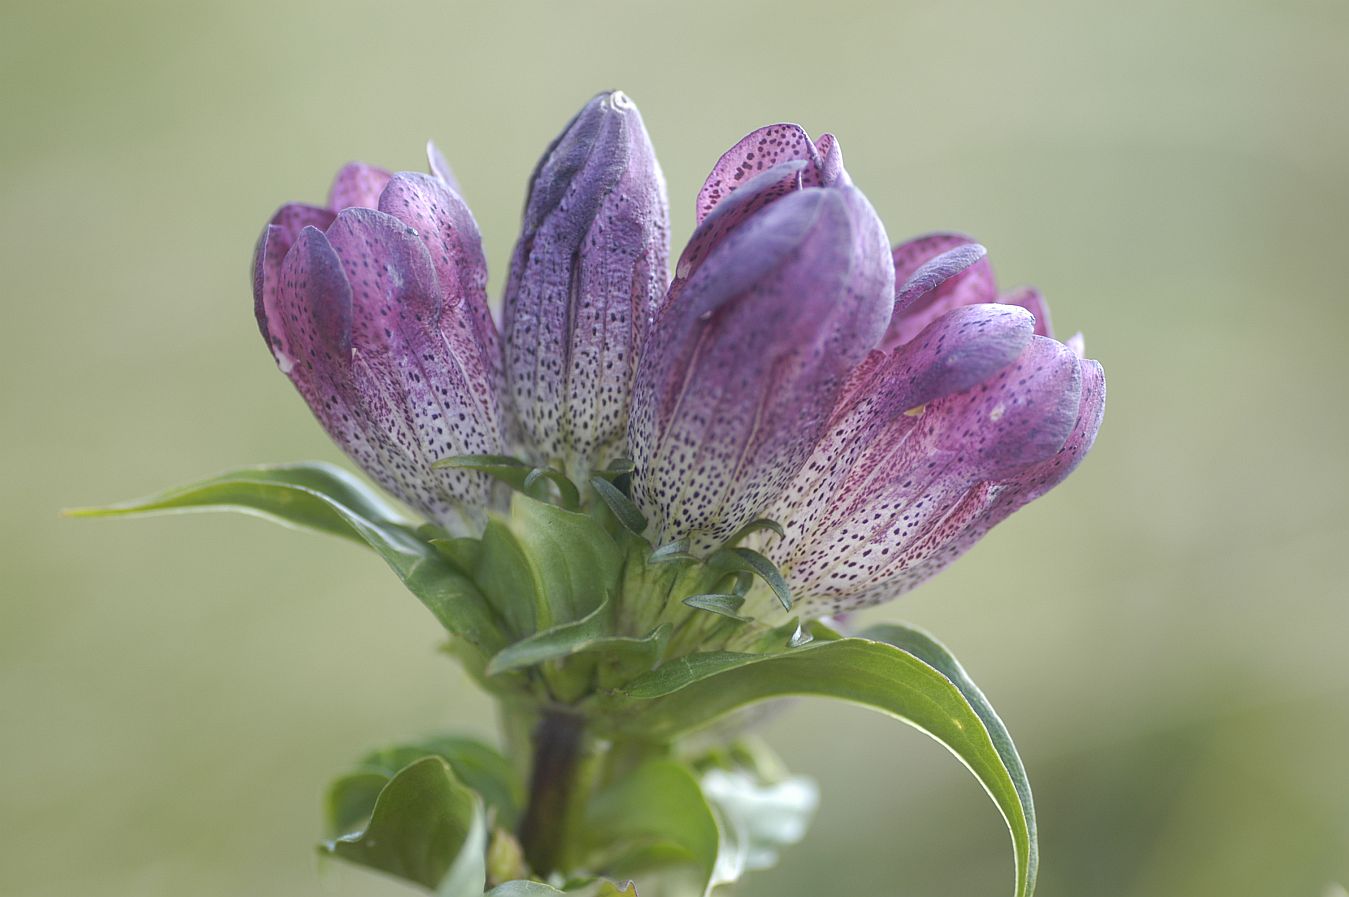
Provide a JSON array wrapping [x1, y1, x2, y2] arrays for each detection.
[[517, 709, 591, 876]]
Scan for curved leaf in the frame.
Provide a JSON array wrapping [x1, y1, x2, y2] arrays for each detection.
[[585, 759, 720, 895], [614, 636, 1036, 897], [861, 622, 1037, 894], [67, 463, 505, 651], [322, 756, 486, 896]]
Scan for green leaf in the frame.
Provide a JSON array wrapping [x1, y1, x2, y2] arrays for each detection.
[[861, 622, 1038, 895], [485, 598, 668, 686], [648, 537, 694, 564], [323, 756, 486, 896], [585, 759, 720, 895], [326, 771, 389, 838], [67, 463, 505, 652], [589, 475, 648, 535], [348, 736, 525, 831], [475, 494, 621, 637], [486, 880, 636, 896], [615, 636, 1037, 897], [711, 547, 791, 611]]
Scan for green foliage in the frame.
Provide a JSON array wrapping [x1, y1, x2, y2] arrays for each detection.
[[80, 463, 1040, 896], [608, 629, 1038, 897], [322, 756, 487, 896]]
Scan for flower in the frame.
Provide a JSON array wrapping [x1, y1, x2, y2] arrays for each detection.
[[503, 91, 669, 483], [252, 150, 505, 534], [252, 95, 1103, 615], [627, 125, 894, 553], [760, 232, 1106, 614]]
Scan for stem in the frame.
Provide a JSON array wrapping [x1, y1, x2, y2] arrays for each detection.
[[517, 709, 591, 876]]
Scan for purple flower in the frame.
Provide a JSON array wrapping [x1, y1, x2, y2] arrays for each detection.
[[252, 97, 1103, 613], [503, 91, 669, 483], [252, 148, 505, 534], [628, 126, 895, 552], [760, 232, 1105, 613]]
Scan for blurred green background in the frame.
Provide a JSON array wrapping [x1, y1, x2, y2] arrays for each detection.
[[3, 0, 1347, 894]]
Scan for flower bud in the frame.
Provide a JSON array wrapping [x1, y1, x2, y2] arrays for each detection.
[[252, 160, 505, 533], [629, 129, 894, 552], [502, 90, 670, 481]]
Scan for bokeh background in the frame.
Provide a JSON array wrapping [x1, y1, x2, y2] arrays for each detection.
[[4, 1, 1347, 895]]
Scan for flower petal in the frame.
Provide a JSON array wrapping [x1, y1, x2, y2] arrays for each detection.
[[320, 208, 504, 530], [885, 240, 998, 348], [839, 356, 1105, 609], [696, 124, 826, 224], [502, 90, 669, 478], [425, 139, 462, 194], [775, 335, 1084, 613], [999, 285, 1055, 338], [253, 203, 337, 371], [376, 170, 502, 402], [328, 161, 393, 211], [766, 304, 1036, 558], [631, 186, 893, 552]]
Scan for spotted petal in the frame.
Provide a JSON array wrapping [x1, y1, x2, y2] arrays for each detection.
[[502, 90, 670, 481], [773, 335, 1085, 614], [630, 186, 894, 553]]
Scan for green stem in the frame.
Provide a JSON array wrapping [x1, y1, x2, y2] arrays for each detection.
[[517, 709, 593, 876]]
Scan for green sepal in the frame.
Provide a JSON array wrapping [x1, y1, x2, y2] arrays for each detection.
[[486, 879, 637, 896], [649, 537, 694, 564], [725, 517, 786, 545], [322, 756, 487, 896], [589, 475, 648, 535], [434, 454, 534, 491], [681, 593, 750, 622], [523, 467, 581, 510], [709, 547, 792, 611], [67, 463, 507, 653]]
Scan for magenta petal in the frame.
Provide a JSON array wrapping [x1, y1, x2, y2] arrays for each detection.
[[630, 186, 894, 551], [766, 304, 1035, 557], [502, 91, 670, 478], [844, 357, 1105, 608], [696, 123, 824, 224], [424, 140, 462, 194], [772, 335, 1085, 613], [377, 171, 501, 396], [328, 162, 393, 211], [253, 203, 337, 369], [1000, 285, 1055, 338], [884, 241, 999, 348], [313, 208, 504, 530]]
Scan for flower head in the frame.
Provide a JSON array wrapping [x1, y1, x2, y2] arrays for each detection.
[[251, 95, 1102, 617]]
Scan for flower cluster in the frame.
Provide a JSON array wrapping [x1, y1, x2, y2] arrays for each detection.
[[252, 90, 1104, 620]]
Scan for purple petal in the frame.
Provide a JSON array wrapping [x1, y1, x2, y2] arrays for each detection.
[[253, 203, 337, 370], [884, 241, 998, 348], [630, 186, 894, 551], [999, 285, 1055, 338], [772, 335, 1085, 613], [328, 162, 393, 211], [839, 357, 1105, 608], [424, 140, 462, 194], [890, 232, 976, 286], [502, 90, 669, 479], [315, 208, 504, 530], [766, 304, 1035, 555], [376, 171, 502, 401], [696, 124, 825, 224]]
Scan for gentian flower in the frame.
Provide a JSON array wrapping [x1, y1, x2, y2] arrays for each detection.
[[251, 96, 1103, 619], [253, 150, 505, 534]]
